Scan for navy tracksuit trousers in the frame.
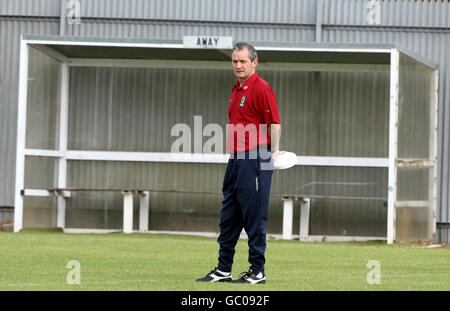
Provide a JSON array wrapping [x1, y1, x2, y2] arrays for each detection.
[[217, 148, 273, 274]]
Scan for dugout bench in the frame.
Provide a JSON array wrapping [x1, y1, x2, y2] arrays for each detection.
[[280, 194, 387, 241], [20, 188, 387, 240], [20, 188, 222, 234]]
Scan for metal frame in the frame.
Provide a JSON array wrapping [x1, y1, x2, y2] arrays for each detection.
[[14, 36, 438, 244], [13, 37, 29, 233], [57, 62, 69, 229], [68, 58, 390, 73], [23, 149, 389, 167], [432, 70, 439, 241], [387, 48, 400, 244]]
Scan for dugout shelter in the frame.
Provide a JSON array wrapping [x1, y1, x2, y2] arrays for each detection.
[[14, 35, 438, 244]]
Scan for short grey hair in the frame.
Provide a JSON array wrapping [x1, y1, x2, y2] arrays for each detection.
[[232, 42, 258, 61]]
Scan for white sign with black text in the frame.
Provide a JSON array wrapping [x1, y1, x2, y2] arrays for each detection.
[[183, 36, 233, 49]]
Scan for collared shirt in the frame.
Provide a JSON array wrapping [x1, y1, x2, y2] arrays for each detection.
[[226, 72, 281, 153]]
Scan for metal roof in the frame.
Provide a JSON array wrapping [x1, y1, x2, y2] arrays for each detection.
[[23, 34, 398, 65], [22, 35, 439, 69]]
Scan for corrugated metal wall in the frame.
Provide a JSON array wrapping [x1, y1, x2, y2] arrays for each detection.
[[0, 0, 60, 16], [324, 0, 450, 27], [0, 18, 59, 207], [1, 0, 449, 240], [76, 0, 317, 24]]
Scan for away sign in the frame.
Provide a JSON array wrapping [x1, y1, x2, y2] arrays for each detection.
[[183, 36, 233, 49]]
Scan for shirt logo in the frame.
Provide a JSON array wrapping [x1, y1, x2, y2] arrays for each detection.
[[243, 86, 248, 90], [239, 96, 246, 108]]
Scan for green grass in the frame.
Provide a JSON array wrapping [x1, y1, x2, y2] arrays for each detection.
[[0, 228, 449, 291]]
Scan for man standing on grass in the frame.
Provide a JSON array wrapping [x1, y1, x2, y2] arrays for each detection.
[[196, 42, 281, 284]]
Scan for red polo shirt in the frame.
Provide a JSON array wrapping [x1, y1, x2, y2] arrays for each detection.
[[226, 72, 281, 153]]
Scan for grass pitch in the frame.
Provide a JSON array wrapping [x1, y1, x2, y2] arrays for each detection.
[[0, 228, 449, 291]]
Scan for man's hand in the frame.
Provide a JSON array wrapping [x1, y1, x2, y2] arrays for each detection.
[[271, 150, 280, 163]]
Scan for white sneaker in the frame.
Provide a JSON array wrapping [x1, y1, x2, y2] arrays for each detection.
[[232, 269, 266, 284], [196, 267, 232, 282]]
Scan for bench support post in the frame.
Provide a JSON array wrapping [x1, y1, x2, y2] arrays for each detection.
[[139, 191, 149, 232], [57, 197, 66, 229], [299, 198, 311, 242], [282, 198, 294, 240], [122, 191, 133, 233]]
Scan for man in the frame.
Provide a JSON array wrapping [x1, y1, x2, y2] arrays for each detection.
[[196, 42, 281, 284]]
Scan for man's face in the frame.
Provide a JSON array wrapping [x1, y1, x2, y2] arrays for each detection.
[[232, 48, 258, 82]]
